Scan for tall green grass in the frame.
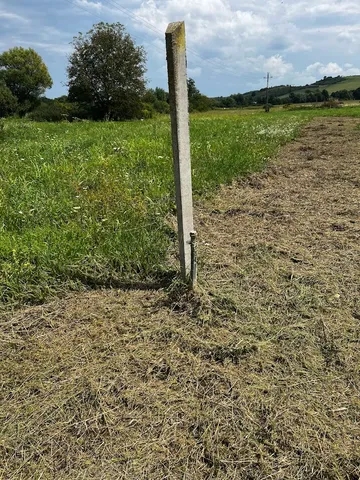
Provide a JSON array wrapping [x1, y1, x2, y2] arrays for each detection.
[[1, 107, 359, 306]]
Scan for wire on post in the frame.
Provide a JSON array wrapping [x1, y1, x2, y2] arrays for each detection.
[[190, 231, 198, 290]]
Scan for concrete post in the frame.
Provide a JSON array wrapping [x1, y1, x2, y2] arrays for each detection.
[[166, 21, 195, 281]]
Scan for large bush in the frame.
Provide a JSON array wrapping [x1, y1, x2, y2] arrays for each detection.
[[28, 101, 74, 122], [0, 82, 18, 117]]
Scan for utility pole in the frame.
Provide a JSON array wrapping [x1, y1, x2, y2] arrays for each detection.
[[265, 72, 270, 105], [264, 72, 273, 111]]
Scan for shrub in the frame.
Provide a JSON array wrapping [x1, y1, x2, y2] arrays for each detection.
[[321, 100, 342, 109], [28, 101, 73, 122], [263, 103, 272, 113], [153, 100, 170, 114], [0, 82, 18, 117], [141, 102, 155, 119]]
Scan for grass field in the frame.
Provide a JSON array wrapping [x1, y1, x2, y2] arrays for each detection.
[[0, 111, 304, 307], [1, 106, 360, 308], [325, 75, 360, 93], [1, 114, 359, 479]]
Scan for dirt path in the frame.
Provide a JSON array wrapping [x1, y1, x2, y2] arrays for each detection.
[[1, 117, 360, 479]]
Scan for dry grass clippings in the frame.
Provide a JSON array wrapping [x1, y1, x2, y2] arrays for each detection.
[[1, 117, 359, 479]]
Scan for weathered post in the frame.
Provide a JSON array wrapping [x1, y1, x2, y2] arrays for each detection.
[[166, 21, 195, 283]]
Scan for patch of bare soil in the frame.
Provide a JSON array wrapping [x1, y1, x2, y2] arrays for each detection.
[[1, 118, 360, 479]]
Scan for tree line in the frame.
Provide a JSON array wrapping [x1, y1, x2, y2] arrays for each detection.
[[214, 87, 360, 108], [269, 88, 360, 105], [2, 23, 358, 122], [215, 74, 360, 108], [0, 22, 213, 122]]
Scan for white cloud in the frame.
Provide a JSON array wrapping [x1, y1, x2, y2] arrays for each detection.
[[11, 39, 72, 56], [0, 10, 29, 23], [2, 0, 360, 97], [133, 0, 270, 46], [58, 0, 360, 90], [283, 0, 360, 19], [306, 61, 360, 77], [337, 29, 360, 46], [74, 0, 102, 12], [264, 55, 293, 77], [306, 1, 360, 15], [129, 0, 360, 84], [188, 66, 202, 77], [72, 0, 144, 17]]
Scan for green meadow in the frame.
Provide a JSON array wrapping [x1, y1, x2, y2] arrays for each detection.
[[323, 75, 360, 93], [1, 106, 360, 307]]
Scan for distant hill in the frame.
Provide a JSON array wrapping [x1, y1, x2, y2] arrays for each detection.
[[212, 75, 360, 108], [243, 75, 360, 101], [324, 75, 360, 92]]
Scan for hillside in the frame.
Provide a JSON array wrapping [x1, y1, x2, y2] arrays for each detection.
[[280, 76, 360, 99], [315, 75, 360, 93], [243, 75, 360, 101]]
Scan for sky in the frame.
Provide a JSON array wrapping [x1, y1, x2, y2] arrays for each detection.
[[1, 0, 360, 98]]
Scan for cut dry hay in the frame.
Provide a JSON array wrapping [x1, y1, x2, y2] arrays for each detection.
[[1, 117, 359, 479]]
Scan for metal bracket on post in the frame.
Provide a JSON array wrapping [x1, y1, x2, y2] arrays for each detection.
[[190, 231, 198, 290], [166, 21, 195, 283]]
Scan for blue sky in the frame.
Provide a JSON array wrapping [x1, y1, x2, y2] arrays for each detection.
[[1, 0, 360, 98]]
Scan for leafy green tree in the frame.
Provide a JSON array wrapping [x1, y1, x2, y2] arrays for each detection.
[[257, 95, 267, 105], [67, 22, 147, 120], [54, 95, 70, 104], [231, 93, 245, 106], [0, 81, 17, 117], [153, 100, 170, 114], [269, 95, 282, 105], [193, 94, 212, 111], [0, 47, 52, 114], [289, 92, 301, 103], [187, 78, 200, 102], [353, 88, 360, 100], [142, 88, 169, 114], [315, 90, 324, 102], [306, 92, 316, 103], [187, 78, 211, 112], [222, 96, 237, 108], [154, 87, 168, 103], [322, 89, 329, 101], [143, 89, 157, 104], [332, 89, 352, 100]]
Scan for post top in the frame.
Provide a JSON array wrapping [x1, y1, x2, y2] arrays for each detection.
[[166, 21, 185, 35]]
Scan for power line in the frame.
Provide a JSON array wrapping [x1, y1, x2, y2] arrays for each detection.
[[102, 0, 244, 78], [63, 0, 167, 58], [102, 0, 165, 38], [66, 0, 244, 79]]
